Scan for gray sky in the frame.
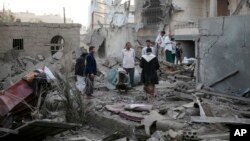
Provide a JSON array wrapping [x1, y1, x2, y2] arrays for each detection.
[[0, 0, 91, 26]]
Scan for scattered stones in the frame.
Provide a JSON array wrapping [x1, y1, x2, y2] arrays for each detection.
[[37, 54, 45, 61], [53, 51, 64, 60]]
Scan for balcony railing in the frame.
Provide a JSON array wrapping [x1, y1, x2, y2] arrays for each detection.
[[175, 23, 198, 29]]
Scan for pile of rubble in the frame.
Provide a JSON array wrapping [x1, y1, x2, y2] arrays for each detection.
[[1, 45, 250, 141], [0, 50, 85, 140], [76, 57, 250, 141]]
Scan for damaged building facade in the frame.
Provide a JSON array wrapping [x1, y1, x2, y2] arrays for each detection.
[[86, 0, 137, 60], [198, 14, 250, 93], [0, 22, 81, 59], [135, 0, 250, 58]]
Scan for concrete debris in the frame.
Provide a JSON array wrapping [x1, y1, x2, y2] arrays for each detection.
[[142, 110, 166, 135], [52, 51, 63, 60], [25, 61, 35, 70], [37, 54, 45, 61], [106, 0, 130, 27], [196, 83, 204, 90], [191, 116, 250, 125], [156, 119, 186, 131], [147, 130, 182, 141]]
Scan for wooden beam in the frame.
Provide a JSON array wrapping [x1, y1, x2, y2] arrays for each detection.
[[209, 70, 239, 87], [232, 0, 248, 15], [191, 116, 250, 125], [198, 90, 250, 103], [0, 128, 18, 134]]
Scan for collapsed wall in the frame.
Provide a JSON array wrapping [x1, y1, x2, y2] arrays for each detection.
[[198, 15, 250, 93]]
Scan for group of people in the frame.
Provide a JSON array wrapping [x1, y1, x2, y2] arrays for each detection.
[[155, 31, 183, 65], [75, 46, 97, 98], [74, 31, 183, 100]]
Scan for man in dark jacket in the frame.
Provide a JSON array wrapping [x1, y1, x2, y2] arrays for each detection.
[[75, 52, 87, 94], [84, 46, 97, 97], [140, 48, 160, 100]]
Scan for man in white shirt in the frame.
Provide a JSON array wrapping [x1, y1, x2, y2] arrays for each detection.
[[141, 40, 155, 56], [122, 42, 135, 87], [155, 31, 167, 61], [162, 35, 173, 63]]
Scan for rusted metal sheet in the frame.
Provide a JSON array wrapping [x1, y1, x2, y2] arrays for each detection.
[[0, 120, 81, 141], [0, 80, 33, 116]]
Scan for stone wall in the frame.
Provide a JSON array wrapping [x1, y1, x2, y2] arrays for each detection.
[[198, 15, 250, 93], [0, 22, 81, 59]]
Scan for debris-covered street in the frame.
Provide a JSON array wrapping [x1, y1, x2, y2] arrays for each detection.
[[1, 0, 250, 141]]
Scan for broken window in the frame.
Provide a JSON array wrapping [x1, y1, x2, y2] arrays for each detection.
[[13, 39, 24, 50], [51, 46, 61, 55], [142, 0, 163, 25], [50, 35, 64, 55]]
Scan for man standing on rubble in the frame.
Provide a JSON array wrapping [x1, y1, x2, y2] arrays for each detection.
[[85, 46, 97, 97], [140, 48, 160, 99], [141, 40, 155, 56], [75, 52, 88, 94], [122, 42, 135, 88], [155, 31, 166, 61], [176, 42, 183, 65]]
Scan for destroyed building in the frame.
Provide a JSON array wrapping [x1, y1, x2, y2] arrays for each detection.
[[0, 22, 81, 59], [1, 0, 250, 140]]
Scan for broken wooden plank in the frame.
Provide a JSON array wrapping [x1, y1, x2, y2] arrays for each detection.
[[0, 128, 18, 134], [232, 0, 248, 15], [199, 90, 250, 103], [209, 70, 239, 87], [191, 116, 250, 125]]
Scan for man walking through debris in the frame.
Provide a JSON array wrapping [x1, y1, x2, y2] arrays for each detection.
[[141, 40, 155, 56], [176, 42, 183, 65], [122, 42, 135, 88], [140, 48, 160, 100], [112, 68, 130, 93], [171, 37, 176, 64], [85, 46, 97, 97], [75, 52, 88, 94], [155, 31, 167, 61]]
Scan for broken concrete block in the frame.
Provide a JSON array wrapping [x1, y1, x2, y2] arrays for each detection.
[[168, 129, 177, 138], [37, 55, 45, 61], [52, 51, 63, 60], [196, 83, 204, 90], [26, 61, 34, 70], [141, 111, 166, 135], [156, 119, 186, 131], [23, 56, 38, 64]]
